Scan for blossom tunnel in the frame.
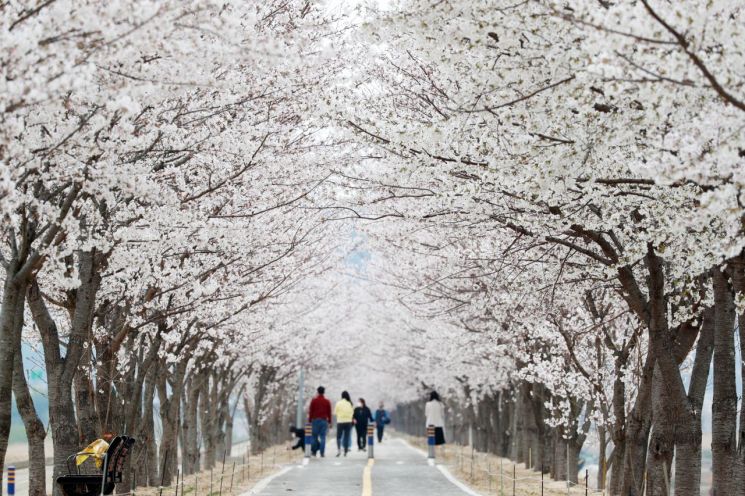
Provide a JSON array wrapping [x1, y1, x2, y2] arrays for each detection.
[[1, 1, 744, 495]]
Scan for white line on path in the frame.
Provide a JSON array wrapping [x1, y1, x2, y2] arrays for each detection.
[[435, 465, 485, 496], [239, 466, 293, 495], [396, 438, 427, 458], [394, 438, 484, 496]]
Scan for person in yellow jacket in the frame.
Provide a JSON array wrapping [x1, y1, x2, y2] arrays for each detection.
[[334, 391, 354, 457]]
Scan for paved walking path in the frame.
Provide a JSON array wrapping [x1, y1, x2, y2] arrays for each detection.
[[245, 437, 480, 496]]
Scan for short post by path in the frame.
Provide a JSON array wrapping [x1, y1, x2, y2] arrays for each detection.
[[367, 424, 375, 459], [426, 426, 435, 459], [6, 466, 15, 496], [304, 422, 313, 458]]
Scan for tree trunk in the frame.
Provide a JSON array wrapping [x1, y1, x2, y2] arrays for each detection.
[[183, 375, 202, 474], [553, 430, 566, 481], [621, 354, 654, 496], [35, 251, 102, 496], [215, 381, 228, 459], [0, 263, 26, 491], [520, 383, 537, 470], [643, 247, 700, 496], [674, 308, 714, 496], [116, 335, 138, 493], [511, 387, 524, 462], [141, 367, 159, 486], [201, 376, 217, 469], [727, 253, 745, 496], [74, 366, 99, 444], [225, 385, 243, 458], [597, 425, 607, 491], [249, 367, 274, 454], [711, 268, 738, 494], [567, 438, 581, 484], [48, 377, 81, 496], [646, 368, 674, 496], [157, 359, 186, 487], [609, 369, 627, 494], [27, 280, 81, 496], [11, 292, 46, 496], [529, 384, 549, 472], [501, 392, 513, 458]]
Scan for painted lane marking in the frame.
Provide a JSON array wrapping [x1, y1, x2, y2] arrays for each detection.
[[395, 437, 428, 458], [395, 438, 484, 495], [240, 465, 293, 495], [436, 465, 484, 496], [361, 458, 375, 496]]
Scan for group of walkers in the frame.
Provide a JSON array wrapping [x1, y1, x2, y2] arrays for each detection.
[[333, 390, 389, 456], [300, 386, 391, 457], [290, 387, 446, 458], [299, 386, 391, 458]]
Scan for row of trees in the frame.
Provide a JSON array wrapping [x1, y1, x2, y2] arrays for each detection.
[[3, 1, 744, 496], [1, 2, 356, 495], [331, 1, 745, 495]]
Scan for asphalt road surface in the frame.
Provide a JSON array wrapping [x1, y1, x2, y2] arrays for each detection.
[[245, 437, 479, 496]]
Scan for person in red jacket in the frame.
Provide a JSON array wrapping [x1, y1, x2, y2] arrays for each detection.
[[308, 386, 332, 457]]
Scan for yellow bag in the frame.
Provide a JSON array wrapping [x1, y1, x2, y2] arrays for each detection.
[[75, 439, 110, 469]]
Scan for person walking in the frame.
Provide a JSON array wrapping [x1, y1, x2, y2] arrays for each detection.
[[425, 391, 446, 448], [353, 398, 374, 451], [373, 402, 390, 443], [308, 386, 332, 457], [334, 391, 354, 457]]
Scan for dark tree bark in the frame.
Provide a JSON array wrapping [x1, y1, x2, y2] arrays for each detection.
[[608, 365, 627, 494], [0, 183, 79, 487], [510, 385, 524, 462], [94, 307, 129, 435], [620, 347, 654, 496], [183, 374, 203, 474], [553, 428, 566, 481], [0, 264, 28, 489], [140, 366, 159, 486], [156, 357, 187, 486], [74, 364, 99, 444], [28, 249, 102, 496], [647, 367, 675, 496], [597, 424, 607, 491], [122, 332, 160, 488], [711, 268, 738, 494], [201, 375, 218, 469], [249, 366, 276, 454], [10, 292, 46, 496], [528, 383, 550, 472], [726, 253, 745, 496], [673, 308, 714, 496]]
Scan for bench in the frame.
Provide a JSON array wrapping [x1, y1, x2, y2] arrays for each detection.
[[56, 436, 136, 496]]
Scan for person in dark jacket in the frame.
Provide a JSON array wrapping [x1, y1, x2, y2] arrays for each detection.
[[288, 425, 305, 451], [353, 398, 374, 451], [373, 402, 390, 443]]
